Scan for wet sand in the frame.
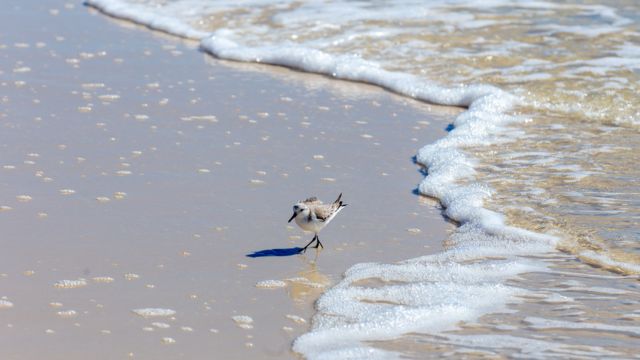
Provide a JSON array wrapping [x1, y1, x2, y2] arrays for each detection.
[[0, 1, 456, 359]]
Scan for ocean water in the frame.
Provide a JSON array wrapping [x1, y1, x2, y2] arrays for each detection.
[[86, 0, 640, 358]]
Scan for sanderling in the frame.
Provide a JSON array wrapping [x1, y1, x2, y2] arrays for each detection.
[[288, 193, 347, 253]]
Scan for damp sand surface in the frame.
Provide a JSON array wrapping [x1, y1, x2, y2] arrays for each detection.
[[0, 2, 454, 359]]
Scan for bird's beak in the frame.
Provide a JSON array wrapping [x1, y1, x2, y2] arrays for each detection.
[[288, 212, 296, 223]]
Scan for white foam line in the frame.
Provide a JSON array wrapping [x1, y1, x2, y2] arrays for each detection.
[[524, 317, 640, 337], [201, 30, 504, 107], [552, 270, 638, 280], [442, 333, 623, 358], [86, 0, 210, 39], [579, 250, 640, 274]]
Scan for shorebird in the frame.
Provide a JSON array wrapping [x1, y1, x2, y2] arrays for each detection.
[[288, 193, 347, 253]]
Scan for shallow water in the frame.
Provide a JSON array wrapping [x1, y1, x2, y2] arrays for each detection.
[[65, 0, 640, 358]]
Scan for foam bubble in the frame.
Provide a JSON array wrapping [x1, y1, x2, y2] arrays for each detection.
[[161, 337, 176, 344], [82, 83, 105, 89], [232, 315, 254, 329], [113, 192, 127, 199], [285, 314, 306, 324], [181, 115, 218, 122], [232, 315, 253, 324], [124, 273, 140, 280], [57, 310, 78, 318], [98, 94, 120, 101], [132, 308, 176, 318], [256, 280, 287, 289], [16, 195, 32, 202], [54, 279, 88, 289], [92, 276, 115, 283]]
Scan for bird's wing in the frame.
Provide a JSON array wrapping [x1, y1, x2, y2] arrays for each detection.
[[314, 203, 338, 221]]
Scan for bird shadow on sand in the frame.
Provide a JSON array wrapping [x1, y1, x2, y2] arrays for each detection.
[[246, 247, 303, 257]]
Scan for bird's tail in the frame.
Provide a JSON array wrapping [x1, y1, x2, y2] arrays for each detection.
[[335, 193, 347, 207]]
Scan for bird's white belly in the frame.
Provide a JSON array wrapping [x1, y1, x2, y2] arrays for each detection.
[[295, 217, 324, 233]]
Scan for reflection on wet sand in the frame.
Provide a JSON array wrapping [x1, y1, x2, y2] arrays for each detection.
[[287, 256, 331, 305]]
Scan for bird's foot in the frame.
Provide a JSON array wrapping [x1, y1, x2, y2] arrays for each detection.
[[300, 235, 322, 253]]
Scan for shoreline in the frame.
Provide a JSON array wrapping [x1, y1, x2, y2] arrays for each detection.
[[0, 2, 454, 359]]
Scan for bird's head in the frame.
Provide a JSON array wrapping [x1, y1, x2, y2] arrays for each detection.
[[288, 203, 309, 223]]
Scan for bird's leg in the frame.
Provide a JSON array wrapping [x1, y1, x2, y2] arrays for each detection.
[[300, 234, 318, 253], [313, 235, 323, 249]]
